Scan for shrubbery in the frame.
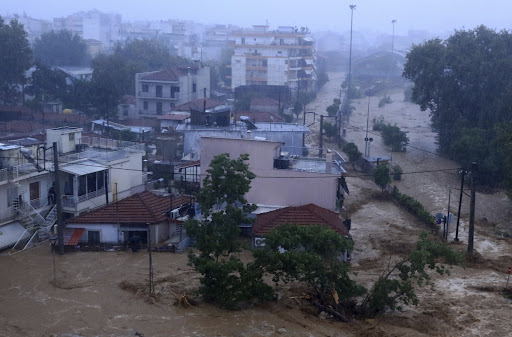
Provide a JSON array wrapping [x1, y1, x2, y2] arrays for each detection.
[[391, 186, 437, 231]]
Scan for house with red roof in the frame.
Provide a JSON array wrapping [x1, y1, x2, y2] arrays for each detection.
[[65, 191, 193, 248], [135, 66, 210, 118], [251, 203, 351, 260]]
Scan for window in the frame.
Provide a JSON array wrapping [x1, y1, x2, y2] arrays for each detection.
[[123, 106, 129, 116], [171, 86, 180, 98], [142, 84, 148, 92], [280, 38, 284, 45], [143, 101, 148, 110], [192, 83, 197, 93], [241, 37, 245, 44], [69, 133, 75, 141], [156, 85, 162, 98], [88, 230, 100, 244], [156, 102, 163, 115], [278, 51, 282, 55]]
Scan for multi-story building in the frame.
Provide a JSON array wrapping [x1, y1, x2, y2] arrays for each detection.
[[135, 66, 210, 118], [0, 127, 145, 251], [229, 25, 315, 91]]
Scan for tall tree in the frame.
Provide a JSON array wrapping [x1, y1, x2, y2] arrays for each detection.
[[185, 153, 273, 308], [33, 29, 89, 66], [373, 163, 391, 192], [88, 54, 129, 119], [403, 26, 512, 192], [0, 16, 32, 104]]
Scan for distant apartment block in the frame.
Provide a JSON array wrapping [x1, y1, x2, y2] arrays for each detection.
[[135, 66, 210, 118], [229, 25, 315, 91]]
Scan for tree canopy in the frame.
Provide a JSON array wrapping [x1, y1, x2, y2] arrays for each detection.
[[403, 25, 512, 192], [0, 16, 32, 104], [185, 153, 273, 308], [33, 29, 89, 66]]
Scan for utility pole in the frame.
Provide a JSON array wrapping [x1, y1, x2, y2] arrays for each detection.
[[147, 223, 153, 294], [468, 162, 477, 254], [52, 142, 64, 255], [445, 189, 451, 240], [319, 115, 324, 158], [455, 169, 466, 242]]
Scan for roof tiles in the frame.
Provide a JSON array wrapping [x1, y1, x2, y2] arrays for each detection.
[[252, 204, 349, 236], [65, 191, 192, 225]]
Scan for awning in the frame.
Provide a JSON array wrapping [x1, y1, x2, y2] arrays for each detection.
[[61, 160, 107, 176], [63, 228, 85, 246]]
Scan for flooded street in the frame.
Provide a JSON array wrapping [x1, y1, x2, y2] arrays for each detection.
[[1, 73, 512, 337]]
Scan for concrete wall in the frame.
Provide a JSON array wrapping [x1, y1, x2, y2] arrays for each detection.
[[200, 137, 338, 210], [109, 152, 143, 201]]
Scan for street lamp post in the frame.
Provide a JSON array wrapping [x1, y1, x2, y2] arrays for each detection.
[[391, 20, 397, 54], [49, 236, 57, 285]]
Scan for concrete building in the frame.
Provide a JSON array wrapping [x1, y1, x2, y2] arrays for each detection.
[[200, 137, 346, 211], [229, 25, 315, 91], [177, 120, 308, 159], [65, 191, 192, 247], [135, 66, 210, 118]]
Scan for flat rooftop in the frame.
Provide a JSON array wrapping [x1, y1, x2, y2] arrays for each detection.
[[176, 122, 309, 133]]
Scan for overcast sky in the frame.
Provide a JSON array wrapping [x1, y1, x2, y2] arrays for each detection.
[[3, 0, 512, 36]]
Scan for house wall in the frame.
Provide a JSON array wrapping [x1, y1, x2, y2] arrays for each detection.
[[182, 125, 305, 159], [46, 128, 83, 154], [200, 137, 338, 210], [67, 222, 167, 245], [109, 152, 144, 201], [135, 67, 210, 118]]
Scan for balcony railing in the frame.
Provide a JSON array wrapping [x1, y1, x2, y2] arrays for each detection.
[[62, 188, 106, 207]]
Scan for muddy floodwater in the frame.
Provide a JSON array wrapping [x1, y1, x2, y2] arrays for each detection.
[[1, 73, 512, 336]]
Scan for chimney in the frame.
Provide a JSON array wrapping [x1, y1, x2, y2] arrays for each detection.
[[246, 130, 251, 139], [325, 149, 333, 173]]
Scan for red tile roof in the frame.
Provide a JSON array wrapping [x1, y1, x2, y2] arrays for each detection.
[[172, 98, 225, 112], [234, 111, 284, 123], [65, 191, 192, 225], [252, 204, 349, 236], [157, 114, 189, 121], [140, 66, 199, 81]]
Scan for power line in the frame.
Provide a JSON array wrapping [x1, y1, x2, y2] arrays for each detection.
[[342, 121, 443, 158]]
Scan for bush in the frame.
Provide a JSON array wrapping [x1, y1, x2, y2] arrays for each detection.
[[391, 165, 403, 180], [381, 124, 409, 152], [391, 186, 437, 231], [372, 116, 386, 131], [378, 96, 392, 107]]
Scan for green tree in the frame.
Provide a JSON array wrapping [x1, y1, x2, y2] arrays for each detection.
[[322, 122, 338, 142], [326, 98, 341, 117], [256, 226, 463, 321], [25, 63, 68, 103], [33, 29, 89, 66], [373, 163, 391, 192], [403, 26, 512, 191], [381, 123, 409, 152], [185, 153, 273, 308], [0, 17, 32, 104], [359, 233, 463, 317], [343, 142, 362, 170], [255, 224, 363, 322]]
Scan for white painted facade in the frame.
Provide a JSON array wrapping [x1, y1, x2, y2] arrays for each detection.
[[230, 26, 315, 91]]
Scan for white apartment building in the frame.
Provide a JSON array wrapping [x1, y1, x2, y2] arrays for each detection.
[[229, 25, 315, 91], [135, 66, 210, 118]]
